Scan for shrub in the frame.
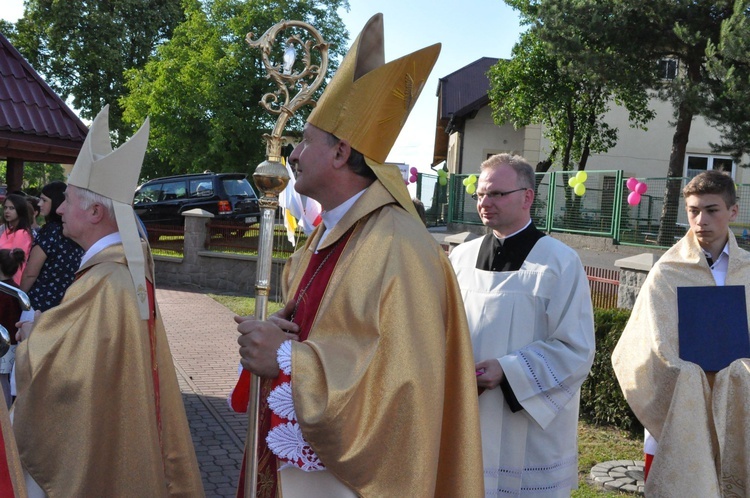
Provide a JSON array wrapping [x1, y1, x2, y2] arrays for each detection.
[[580, 308, 643, 437]]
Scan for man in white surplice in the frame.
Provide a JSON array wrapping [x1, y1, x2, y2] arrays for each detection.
[[450, 154, 595, 497]]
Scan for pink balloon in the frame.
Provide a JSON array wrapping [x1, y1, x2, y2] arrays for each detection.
[[626, 177, 638, 191], [635, 182, 648, 195], [627, 192, 641, 206], [409, 174, 417, 183], [410, 167, 418, 175]]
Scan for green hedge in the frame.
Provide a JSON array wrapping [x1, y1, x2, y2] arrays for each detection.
[[579, 308, 643, 436]]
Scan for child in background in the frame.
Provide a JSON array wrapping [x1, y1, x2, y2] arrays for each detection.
[[0, 248, 24, 407], [0, 194, 33, 284]]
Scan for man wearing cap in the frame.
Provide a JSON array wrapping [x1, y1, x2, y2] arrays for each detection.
[[12, 106, 203, 497], [236, 13, 483, 498]]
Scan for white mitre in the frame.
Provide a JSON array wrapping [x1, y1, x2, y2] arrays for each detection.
[[68, 104, 151, 319]]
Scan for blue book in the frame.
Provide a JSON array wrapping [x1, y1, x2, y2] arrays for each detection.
[[677, 285, 750, 372]]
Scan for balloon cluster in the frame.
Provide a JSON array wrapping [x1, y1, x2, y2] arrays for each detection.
[[567, 171, 588, 196], [405, 167, 418, 185], [626, 177, 648, 206], [437, 169, 448, 186], [463, 174, 478, 195]]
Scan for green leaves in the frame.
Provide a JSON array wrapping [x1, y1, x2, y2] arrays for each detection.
[[9, 0, 350, 181], [120, 0, 349, 179], [488, 28, 653, 172]]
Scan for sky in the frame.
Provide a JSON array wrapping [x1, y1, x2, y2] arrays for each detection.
[[2, 0, 524, 173]]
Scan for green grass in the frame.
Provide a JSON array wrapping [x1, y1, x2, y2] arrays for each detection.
[[209, 294, 644, 497], [209, 294, 284, 317]]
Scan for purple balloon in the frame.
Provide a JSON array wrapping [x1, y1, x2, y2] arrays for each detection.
[[627, 192, 641, 206], [626, 177, 638, 191], [409, 174, 417, 183], [635, 182, 648, 195], [410, 167, 418, 175]]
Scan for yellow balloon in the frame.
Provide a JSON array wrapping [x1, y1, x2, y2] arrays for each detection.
[[467, 184, 476, 195], [576, 170, 588, 183], [568, 177, 578, 187], [462, 177, 470, 186], [468, 174, 477, 184], [574, 183, 586, 196]]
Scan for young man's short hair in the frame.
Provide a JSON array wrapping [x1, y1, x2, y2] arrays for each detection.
[[683, 170, 737, 208]]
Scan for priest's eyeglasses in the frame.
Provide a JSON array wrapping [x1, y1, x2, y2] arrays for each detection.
[[471, 188, 529, 201]]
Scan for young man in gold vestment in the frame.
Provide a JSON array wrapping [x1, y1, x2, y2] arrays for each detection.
[[12, 106, 203, 497], [613, 170, 750, 497], [235, 13, 483, 498]]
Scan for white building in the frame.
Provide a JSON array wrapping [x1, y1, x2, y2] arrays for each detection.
[[433, 57, 747, 183]]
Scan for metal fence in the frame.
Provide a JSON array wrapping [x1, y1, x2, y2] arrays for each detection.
[[146, 224, 185, 257], [585, 266, 620, 309], [427, 170, 750, 250], [416, 173, 449, 227], [147, 220, 307, 259]]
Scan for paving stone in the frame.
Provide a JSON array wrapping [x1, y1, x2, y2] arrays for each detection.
[[590, 460, 646, 496]]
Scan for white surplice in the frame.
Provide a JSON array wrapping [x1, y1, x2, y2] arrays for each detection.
[[450, 235, 595, 497]]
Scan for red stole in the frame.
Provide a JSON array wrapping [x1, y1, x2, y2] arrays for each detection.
[[0, 415, 19, 497], [237, 231, 352, 498]]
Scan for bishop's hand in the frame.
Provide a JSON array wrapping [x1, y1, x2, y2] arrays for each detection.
[[236, 300, 299, 377]]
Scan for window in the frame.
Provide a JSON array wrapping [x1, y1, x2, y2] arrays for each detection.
[[657, 59, 678, 80], [190, 180, 213, 197], [160, 181, 188, 201], [685, 154, 735, 179], [134, 184, 161, 204], [222, 178, 256, 197]]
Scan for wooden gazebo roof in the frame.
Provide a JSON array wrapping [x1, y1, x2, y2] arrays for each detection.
[[0, 31, 88, 165]]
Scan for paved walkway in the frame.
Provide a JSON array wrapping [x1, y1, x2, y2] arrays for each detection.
[[158, 287, 247, 497]]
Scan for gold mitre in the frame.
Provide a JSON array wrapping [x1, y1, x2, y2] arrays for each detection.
[[307, 13, 441, 218], [68, 105, 151, 319]]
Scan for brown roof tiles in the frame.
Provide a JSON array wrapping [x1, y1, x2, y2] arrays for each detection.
[[0, 31, 88, 163]]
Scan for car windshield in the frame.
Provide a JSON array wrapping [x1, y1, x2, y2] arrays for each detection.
[[223, 178, 256, 198]]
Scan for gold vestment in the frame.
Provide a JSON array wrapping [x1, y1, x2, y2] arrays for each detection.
[[13, 243, 203, 497], [613, 230, 750, 497], [283, 181, 484, 497]]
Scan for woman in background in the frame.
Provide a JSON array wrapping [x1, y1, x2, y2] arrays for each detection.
[[20, 182, 84, 311], [0, 194, 33, 285], [26, 196, 41, 239]]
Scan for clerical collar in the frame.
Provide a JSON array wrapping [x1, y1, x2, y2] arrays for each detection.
[[493, 219, 532, 245], [80, 232, 122, 268], [476, 221, 545, 272], [317, 189, 367, 249]]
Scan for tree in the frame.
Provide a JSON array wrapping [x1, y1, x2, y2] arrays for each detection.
[[704, 0, 750, 165], [21, 163, 66, 194], [506, 0, 736, 246], [120, 0, 349, 180], [488, 31, 653, 174], [10, 0, 186, 140], [488, 29, 653, 228], [0, 20, 15, 37]]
